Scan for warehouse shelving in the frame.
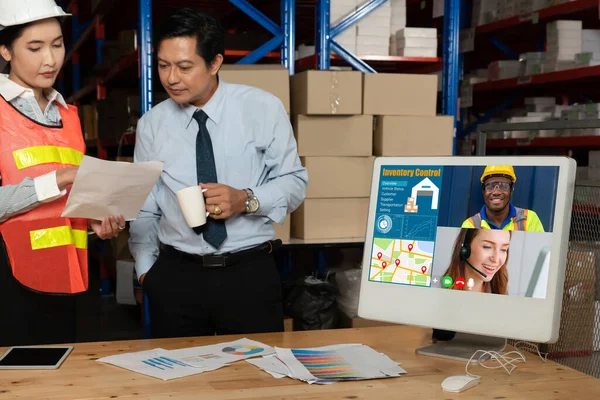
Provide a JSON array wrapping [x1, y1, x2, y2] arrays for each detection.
[[475, 0, 598, 35], [459, 0, 600, 152], [475, 119, 600, 156], [306, 0, 461, 154], [473, 65, 600, 93], [60, 0, 297, 161]]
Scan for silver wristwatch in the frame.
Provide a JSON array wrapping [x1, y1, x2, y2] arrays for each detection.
[[244, 188, 260, 213]]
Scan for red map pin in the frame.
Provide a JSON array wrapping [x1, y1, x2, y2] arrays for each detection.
[[377, 252, 382, 260], [382, 261, 387, 269], [408, 244, 413, 252], [421, 266, 427, 274], [395, 259, 400, 266]]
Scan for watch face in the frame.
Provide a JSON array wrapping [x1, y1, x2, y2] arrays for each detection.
[[248, 197, 260, 212]]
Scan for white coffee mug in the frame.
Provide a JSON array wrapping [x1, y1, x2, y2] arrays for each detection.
[[176, 186, 210, 227]]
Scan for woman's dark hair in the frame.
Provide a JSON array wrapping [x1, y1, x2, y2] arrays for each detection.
[[154, 8, 225, 68], [0, 23, 28, 73]]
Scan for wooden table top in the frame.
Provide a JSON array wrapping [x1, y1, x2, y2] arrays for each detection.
[[0, 325, 599, 399]]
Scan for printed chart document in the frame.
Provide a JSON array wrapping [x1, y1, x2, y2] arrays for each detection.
[[97, 348, 203, 381], [97, 338, 273, 381], [246, 344, 406, 384], [62, 156, 163, 221]]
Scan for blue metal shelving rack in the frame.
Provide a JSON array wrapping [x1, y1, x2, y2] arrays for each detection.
[[138, 0, 297, 116], [314, 0, 461, 155]]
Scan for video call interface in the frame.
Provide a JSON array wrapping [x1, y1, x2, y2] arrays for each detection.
[[367, 164, 559, 299]]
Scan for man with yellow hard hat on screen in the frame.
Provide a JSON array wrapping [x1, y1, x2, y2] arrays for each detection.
[[462, 165, 545, 232]]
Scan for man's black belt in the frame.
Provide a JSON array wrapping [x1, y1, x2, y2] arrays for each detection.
[[159, 240, 282, 268]]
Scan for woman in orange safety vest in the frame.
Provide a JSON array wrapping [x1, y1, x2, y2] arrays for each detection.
[[0, 0, 125, 346]]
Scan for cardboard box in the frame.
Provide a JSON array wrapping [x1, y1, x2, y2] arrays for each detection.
[[273, 215, 291, 242], [81, 104, 97, 140], [219, 64, 290, 113], [291, 70, 363, 115], [292, 198, 369, 239], [119, 29, 138, 56], [293, 115, 373, 157], [303, 157, 374, 198], [374, 115, 453, 156], [363, 73, 437, 116]]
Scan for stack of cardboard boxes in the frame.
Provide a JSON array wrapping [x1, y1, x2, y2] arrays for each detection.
[[364, 73, 454, 157], [290, 70, 373, 240], [289, 70, 454, 241]]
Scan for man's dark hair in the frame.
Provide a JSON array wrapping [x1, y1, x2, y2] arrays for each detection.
[[154, 8, 225, 68]]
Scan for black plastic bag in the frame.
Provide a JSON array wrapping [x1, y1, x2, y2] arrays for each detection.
[[284, 275, 339, 331]]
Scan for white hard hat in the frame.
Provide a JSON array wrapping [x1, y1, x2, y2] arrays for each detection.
[[0, 0, 70, 32]]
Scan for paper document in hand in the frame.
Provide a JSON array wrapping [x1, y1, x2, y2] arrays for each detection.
[[168, 338, 275, 369], [97, 348, 204, 381], [61, 156, 163, 221]]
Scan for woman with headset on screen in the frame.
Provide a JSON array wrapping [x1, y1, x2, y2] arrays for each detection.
[[441, 228, 512, 295], [0, 0, 125, 346]]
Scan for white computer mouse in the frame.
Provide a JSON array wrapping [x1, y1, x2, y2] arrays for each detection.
[[441, 375, 480, 393]]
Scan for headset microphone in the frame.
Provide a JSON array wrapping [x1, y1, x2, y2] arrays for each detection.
[[460, 242, 488, 278]]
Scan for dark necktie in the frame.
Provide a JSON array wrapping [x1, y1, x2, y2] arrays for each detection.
[[192, 109, 227, 249]]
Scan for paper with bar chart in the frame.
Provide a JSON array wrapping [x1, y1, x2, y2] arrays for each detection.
[[96, 338, 274, 380], [96, 348, 203, 380]]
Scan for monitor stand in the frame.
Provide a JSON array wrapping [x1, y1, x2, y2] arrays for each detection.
[[415, 332, 507, 363]]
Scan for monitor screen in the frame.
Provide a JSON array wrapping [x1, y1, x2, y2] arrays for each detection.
[[358, 156, 576, 343], [368, 165, 557, 298]]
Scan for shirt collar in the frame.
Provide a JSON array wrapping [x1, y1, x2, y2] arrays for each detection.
[[0, 74, 68, 108], [181, 78, 226, 128], [480, 203, 517, 229]]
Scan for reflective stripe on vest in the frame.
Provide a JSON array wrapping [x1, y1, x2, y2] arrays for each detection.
[[30, 226, 88, 251], [470, 207, 527, 230], [13, 146, 83, 170]]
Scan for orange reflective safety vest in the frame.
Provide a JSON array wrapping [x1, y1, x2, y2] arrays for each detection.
[[0, 96, 88, 294]]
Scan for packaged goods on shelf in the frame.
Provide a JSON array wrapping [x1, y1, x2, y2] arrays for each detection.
[[525, 97, 556, 111], [356, 0, 391, 55], [395, 28, 438, 58], [488, 60, 521, 80], [546, 20, 583, 65], [390, 0, 407, 37], [471, 0, 497, 27], [331, 0, 358, 53], [519, 52, 545, 76]]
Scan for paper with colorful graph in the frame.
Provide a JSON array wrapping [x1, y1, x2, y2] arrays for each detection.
[[97, 338, 274, 381], [246, 344, 406, 384]]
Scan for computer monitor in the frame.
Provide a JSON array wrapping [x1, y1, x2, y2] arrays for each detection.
[[357, 156, 576, 361]]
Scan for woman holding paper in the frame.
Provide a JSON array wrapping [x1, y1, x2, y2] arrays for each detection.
[[0, 0, 125, 346]]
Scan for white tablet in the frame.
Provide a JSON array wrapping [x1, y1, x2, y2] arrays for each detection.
[[0, 346, 73, 369]]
